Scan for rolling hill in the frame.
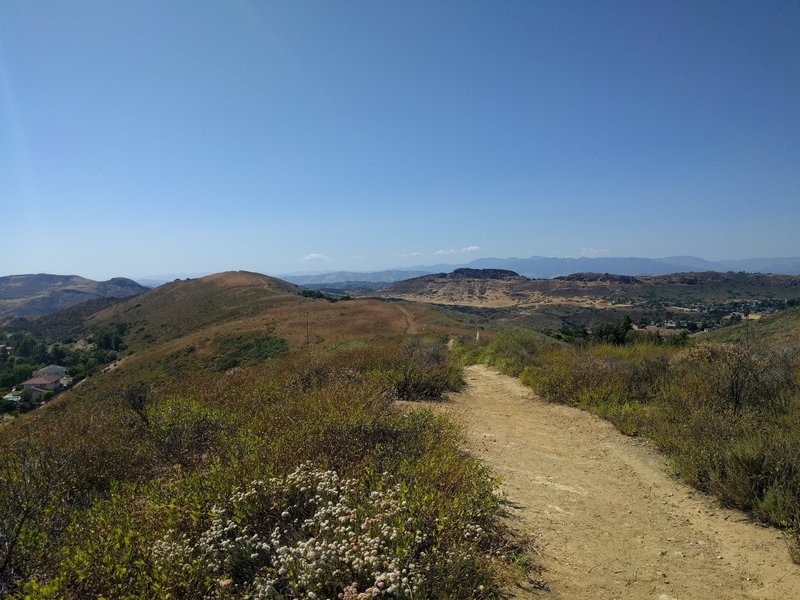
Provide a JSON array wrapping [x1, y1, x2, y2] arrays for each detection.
[[2, 269, 474, 424], [0, 274, 148, 321], [17, 271, 468, 391], [373, 269, 800, 332], [87, 271, 305, 349], [380, 270, 800, 308], [383, 268, 528, 307], [0, 273, 499, 597]]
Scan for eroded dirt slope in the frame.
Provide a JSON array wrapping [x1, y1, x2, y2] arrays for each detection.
[[446, 365, 800, 599]]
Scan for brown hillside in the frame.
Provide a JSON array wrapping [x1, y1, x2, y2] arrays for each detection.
[[386, 270, 528, 307], [380, 271, 800, 309], [16, 277, 470, 431], [89, 271, 303, 349], [0, 274, 147, 321]]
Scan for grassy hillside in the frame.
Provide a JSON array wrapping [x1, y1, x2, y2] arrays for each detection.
[[705, 306, 800, 349], [87, 271, 303, 349], [0, 272, 518, 597], [85, 271, 465, 353], [63, 273, 469, 407], [2, 271, 473, 421]]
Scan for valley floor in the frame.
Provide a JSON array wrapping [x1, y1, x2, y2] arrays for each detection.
[[445, 365, 800, 599]]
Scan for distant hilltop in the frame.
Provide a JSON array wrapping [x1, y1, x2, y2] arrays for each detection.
[[557, 273, 643, 284], [396, 268, 524, 288], [0, 274, 149, 321], [444, 268, 522, 280], [383, 268, 527, 299], [377, 268, 800, 311]]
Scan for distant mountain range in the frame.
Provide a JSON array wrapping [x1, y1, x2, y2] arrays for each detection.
[[281, 256, 800, 287], [0, 274, 148, 321], [283, 270, 430, 286]]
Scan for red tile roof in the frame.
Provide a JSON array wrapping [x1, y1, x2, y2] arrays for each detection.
[[22, 374, 63, 386]]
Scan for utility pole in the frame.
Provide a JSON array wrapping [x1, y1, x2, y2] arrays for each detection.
[[743, 308, 751, 344]]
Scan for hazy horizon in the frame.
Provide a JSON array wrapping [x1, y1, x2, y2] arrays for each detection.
[[6, 251, 800, 284], [3, 1, 798, 280]]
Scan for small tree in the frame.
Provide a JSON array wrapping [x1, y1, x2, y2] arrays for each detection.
[[591, 316, 633, 345], [122, 382, 151, 427], [0, 443, 61, 591], [693, 340, 798, 415]]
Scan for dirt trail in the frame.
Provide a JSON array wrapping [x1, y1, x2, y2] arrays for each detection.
[[396, 304, 420, 335], [446, 365, 800, 599]]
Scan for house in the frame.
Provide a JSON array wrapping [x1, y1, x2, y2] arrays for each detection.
[[21, 373, 66, 402]]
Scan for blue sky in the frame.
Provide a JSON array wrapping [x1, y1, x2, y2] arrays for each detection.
[[2, 1, 798, 280]]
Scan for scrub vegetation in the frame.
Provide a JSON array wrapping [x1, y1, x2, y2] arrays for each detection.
[[9, 267, 798, 597], [0, 338, 519, 598]]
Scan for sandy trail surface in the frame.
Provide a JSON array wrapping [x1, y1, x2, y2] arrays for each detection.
[[444, 365, 800, 599]]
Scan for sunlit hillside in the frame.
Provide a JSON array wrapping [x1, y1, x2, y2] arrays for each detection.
[[0, 272, 511, 598], [704, 306, 800, 349]]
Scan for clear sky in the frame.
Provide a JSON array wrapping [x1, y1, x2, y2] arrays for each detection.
[[2, 1, 798, 280]]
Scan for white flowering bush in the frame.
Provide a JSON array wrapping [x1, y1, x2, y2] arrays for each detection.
[[154, 463, 430, 598]]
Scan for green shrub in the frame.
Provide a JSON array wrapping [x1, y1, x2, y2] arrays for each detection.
[[463, 329, 562, 377], [671, 341, 796, 414], [1, 338, 514, 596], [372, 337, 464, 401], [213, 334, 289, 371], [0, 443, 66, 593]]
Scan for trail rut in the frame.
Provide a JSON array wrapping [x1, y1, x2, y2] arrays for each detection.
[[445, 365, 800, 599]]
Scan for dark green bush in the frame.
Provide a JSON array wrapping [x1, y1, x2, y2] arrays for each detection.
[[372, 337, 464, 401], [213, 334, 289, 371]]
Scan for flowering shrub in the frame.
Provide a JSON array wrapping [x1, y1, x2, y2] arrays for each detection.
[[4, 340, 515, 596], [154, 464, 436, 598]]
